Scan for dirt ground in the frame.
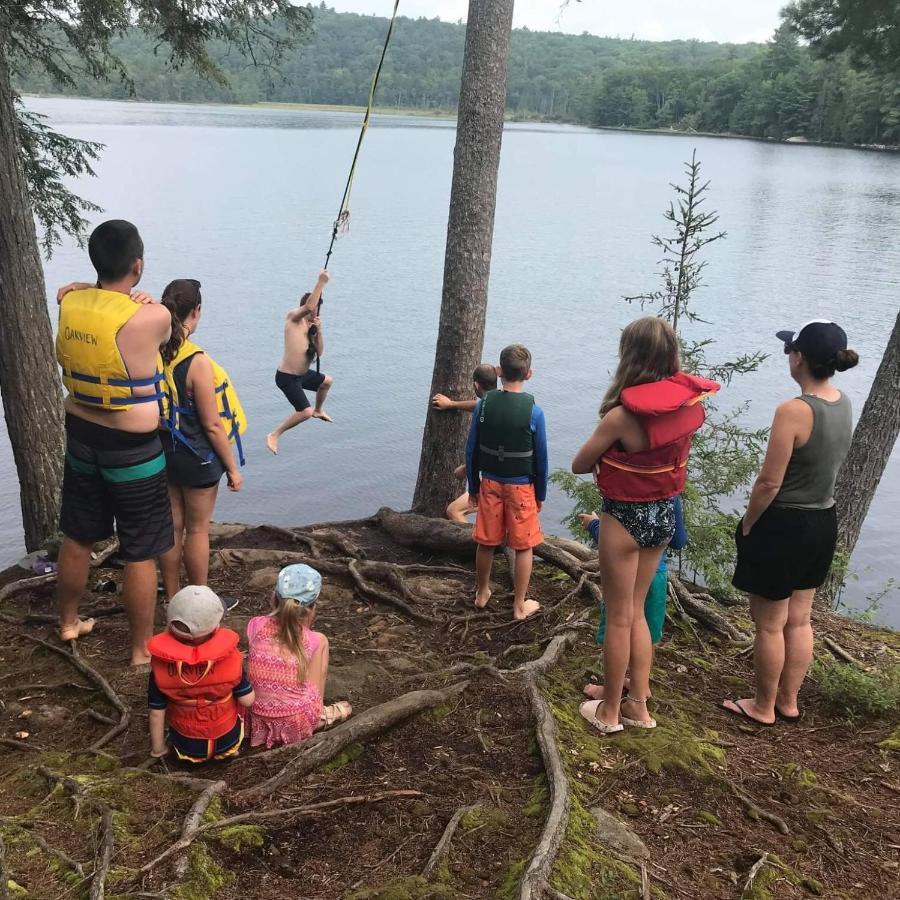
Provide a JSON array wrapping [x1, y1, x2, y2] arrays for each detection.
[[0, 513, 898, 900]]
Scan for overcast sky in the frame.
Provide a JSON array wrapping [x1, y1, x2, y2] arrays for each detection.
[[324, 1, 786, 44]]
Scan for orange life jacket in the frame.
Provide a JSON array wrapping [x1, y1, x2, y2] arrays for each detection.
[[594, 372, 720, 502], [147, 628, 243, 741]]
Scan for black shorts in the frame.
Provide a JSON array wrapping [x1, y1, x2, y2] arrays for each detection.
[[163, 443, 225, 489], [732, 505, 837, 601], [275, 369, 326, 412], [60, 415, 174, 562]]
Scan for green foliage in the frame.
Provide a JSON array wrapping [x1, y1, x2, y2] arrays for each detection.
[[320, 741, 364, 771], [548, 470, 601, 540], [785, 0, 900, 74], [811, 660, 900, 723], [16, 102, 103, 254], [170, 843, 234, 900]]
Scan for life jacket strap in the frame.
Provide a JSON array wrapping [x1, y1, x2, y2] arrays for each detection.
[[175, 659, 214, 686], [600, 457, 687, 475], [479, 444, 533, 464]]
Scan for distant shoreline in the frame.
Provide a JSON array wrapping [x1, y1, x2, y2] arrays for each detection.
[[22, 93, 898, 152]]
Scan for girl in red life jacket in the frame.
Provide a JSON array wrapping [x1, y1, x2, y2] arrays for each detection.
[[147, 585, 254, 763], [571, 317, 718, 735], [247, 564, 352, 749]]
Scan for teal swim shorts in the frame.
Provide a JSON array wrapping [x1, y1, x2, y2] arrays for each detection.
[[596, 569, 668, 645]]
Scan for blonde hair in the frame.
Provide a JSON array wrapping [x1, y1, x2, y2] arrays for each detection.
[[273, 597, 315, 681], [600, 317, 679, 416]]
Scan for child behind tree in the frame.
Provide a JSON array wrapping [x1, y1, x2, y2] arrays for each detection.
[[466, 344, 548, 621], [247, 564, 352, 749], [147, 585, 254, 763]]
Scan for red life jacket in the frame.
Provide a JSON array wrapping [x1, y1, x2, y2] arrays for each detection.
[[147, 628, 243, 741], [594, 372, 720, 502]]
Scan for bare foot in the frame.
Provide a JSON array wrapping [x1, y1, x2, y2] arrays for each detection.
[[130, 655, 151, 670], [474, 588, 492, 610], [312, 410, 333, 423], [60, 618, 96, 641], [266, 432, 279, 455], [513, 598, 541, 621], [584, 677, 637, 701]]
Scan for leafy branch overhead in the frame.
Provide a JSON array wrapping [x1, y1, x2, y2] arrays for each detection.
[[16, 105, 103, 254], [2, 0, 314, 250]]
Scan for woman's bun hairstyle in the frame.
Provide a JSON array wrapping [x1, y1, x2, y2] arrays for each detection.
[[833, 348, 859, 373]]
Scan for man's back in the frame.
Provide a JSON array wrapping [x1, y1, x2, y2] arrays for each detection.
[[58, 288, 170, 433], [279, 314, 313, 376]]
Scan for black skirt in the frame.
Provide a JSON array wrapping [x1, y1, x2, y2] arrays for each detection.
[[732, 505, 838, 601]]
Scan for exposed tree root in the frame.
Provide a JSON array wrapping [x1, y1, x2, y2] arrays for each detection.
[[519, 675, 570, 900], [0, 738, 42, 752], [515, 632, 580, 677], [90, 804, 115, 900], [257, 523, 324, 558], [669, 576, 750, 643], [23, 828, 85, 879], [141, 790, 422, 878], [0, 833, 8, 900], [742, 851, 769, 898], [37, 767, 115, 899], [24, 636, 131, 751], [0, 572, 57, 603], [24, 603, 124, 626], [172, 780, 228, 879], [421, 803, 478, 878], [347, 559, 440, 624], [730, 784, 789, 835], [233, 682, 469, 803]]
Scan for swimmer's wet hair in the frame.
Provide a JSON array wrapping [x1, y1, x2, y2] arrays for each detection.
[[499, 344, 531, 382]]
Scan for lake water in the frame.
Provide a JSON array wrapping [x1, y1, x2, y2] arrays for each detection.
[[3, 97, 899, 625]]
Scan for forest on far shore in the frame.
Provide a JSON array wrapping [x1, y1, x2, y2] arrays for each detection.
[[12, 4, 900, 148]]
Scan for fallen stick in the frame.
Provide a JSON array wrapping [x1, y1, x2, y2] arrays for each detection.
[[421, 804, 478, 879], [233, 681, 468, 802], [23, 635, 131, 751], [24, 829, 85, 879], [172, 780, 228, 879], [0, 738, 43, 752], [140, 790, 421, 876], [823, 636, 865, 669], [741, 852, 769, 899]]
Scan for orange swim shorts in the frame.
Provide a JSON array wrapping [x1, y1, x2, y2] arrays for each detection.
[[473, 479, 543, 551]]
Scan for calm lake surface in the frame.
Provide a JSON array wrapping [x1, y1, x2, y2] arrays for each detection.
[[3, 97, 899, 625]]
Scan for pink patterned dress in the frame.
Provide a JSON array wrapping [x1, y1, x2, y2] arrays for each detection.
[[246, 616, 323, 749]]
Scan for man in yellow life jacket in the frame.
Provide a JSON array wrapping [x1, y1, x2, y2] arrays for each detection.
[[55, 220, 174, 666]]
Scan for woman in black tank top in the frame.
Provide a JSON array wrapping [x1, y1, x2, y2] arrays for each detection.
[[723, 322, 858, 726]]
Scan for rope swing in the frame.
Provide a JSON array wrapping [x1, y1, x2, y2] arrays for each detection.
[[310, 0, 401, 372]]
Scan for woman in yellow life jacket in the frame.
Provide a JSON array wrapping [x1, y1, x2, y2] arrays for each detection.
[[158, 279, 245, 600]]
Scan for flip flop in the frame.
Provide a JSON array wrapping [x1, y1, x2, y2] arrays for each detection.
[[721, 699, 774, 727], [775, 706, 803, 724], [579, 700, 623, 735]]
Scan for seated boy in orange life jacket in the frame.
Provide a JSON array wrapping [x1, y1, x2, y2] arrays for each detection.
[[147, 586, 254, 763], [432, 363, 499, 524]]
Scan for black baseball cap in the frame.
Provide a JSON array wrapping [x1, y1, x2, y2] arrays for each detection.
[[776, 320, 847, 365]]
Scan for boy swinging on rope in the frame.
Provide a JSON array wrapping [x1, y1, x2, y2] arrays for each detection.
[[267, 271, 334, 455]]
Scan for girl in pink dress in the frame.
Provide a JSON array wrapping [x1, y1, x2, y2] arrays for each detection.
[[247, 564, 351, 748]]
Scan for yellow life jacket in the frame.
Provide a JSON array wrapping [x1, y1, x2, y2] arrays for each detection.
[[56, 288, 165, 410], [161, 339, 248, 466]]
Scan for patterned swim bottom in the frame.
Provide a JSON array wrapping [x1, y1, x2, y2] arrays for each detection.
[[603, 498, 676, 548]]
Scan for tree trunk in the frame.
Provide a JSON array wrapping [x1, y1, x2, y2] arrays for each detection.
[[0, 52, 65, 551], [411, 0, 515, 517], [819, 309, 900, 608]]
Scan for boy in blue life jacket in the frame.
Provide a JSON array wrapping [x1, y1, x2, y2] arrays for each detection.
[[581, 495, 686, 701], [466, 344, 548, 621]]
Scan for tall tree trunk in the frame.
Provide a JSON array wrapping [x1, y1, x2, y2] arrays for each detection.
[[818, 309, 900, 608], [412, 0, 515, 516], [0, 52, 65, 551]]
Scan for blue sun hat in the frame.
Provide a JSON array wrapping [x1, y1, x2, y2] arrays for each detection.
[[275, 563, 322, 607]]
